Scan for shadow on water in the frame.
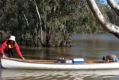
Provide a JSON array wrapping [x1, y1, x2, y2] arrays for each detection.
[[21, 47, 72, 60]]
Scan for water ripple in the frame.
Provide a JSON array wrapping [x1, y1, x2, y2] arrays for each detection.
[[1, 70, 119, 80]]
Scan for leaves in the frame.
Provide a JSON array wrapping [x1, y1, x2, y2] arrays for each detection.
[[0, 0, 109, 47]]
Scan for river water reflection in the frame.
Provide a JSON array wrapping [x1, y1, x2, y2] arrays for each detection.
[[22, 34, 119, 60], [1, 33, 119, 80]]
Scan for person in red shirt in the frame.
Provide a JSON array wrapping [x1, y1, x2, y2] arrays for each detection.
[[0, 35, 25, 60]]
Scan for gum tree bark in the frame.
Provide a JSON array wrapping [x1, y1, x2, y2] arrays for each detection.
[[33, 0, 51, 47], [107, 0, 119, 16], [22, 12, 29, 27], [86, 0, 119, 38], [34, 0, 43, 41]]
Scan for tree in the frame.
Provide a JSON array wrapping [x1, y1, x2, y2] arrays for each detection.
[[1, 0, 118, 47], [107, 0, 119, 16], [86, 0, 119, 38]]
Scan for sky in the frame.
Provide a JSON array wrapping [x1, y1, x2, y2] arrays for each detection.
[[100, 0, 119, 4]]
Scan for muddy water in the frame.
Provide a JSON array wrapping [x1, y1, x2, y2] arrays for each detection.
[[1, 33, 119, 80], [1, 69, 119, 80]]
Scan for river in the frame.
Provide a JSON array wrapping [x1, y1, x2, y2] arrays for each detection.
[[1, 33, 119, 80]]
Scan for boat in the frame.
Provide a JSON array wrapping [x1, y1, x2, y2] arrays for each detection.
[[1, 58, 119, 70]]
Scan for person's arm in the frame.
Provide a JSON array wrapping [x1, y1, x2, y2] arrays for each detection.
[[0, 41, 7, 54], [15, 43, 25, 60], [0, 41, 7, 57]]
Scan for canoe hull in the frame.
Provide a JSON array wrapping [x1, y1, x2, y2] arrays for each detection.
[[1, 58, 119, 70]]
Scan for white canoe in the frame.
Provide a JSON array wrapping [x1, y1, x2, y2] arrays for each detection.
[[1, 58, 119, 70]]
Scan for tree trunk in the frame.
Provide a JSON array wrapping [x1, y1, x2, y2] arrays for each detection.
[[22, 12, 29, 27], [107, 0, 119, 16], [33, 0, 44, 45], [33, 0, 51, 47], [86, 0, 119, 38]]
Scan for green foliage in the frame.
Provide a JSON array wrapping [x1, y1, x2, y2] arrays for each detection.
[[0, 0, 109, 47]]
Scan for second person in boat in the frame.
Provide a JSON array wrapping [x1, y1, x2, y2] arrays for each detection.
[[0, 35, 25, 60]]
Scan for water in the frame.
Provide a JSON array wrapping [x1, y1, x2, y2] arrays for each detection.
[[1, 69, 119, 80], [1, 33, 119, 80]]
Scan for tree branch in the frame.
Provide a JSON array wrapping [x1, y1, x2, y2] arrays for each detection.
[[107, 0, 119, 16], [22, 12, 29, 27], [86, 0, 119, 38]]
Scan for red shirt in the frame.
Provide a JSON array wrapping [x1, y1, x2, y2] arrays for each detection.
[[0, 40, 23, 58]]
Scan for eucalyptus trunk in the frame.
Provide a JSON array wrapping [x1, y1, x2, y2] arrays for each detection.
[[107, 0, 119, 16], [22, 12, 29, 27], [33, 0, 46, 46], [86, 0, 119, 38]]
